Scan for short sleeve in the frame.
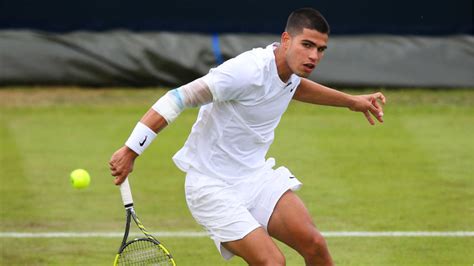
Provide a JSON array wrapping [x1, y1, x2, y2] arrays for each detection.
[[202, 51, 264, 102]]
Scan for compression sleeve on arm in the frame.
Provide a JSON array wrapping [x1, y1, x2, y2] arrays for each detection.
[[152, 78, 213, 124]]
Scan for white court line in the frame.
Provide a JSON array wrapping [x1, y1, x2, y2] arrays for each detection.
[[0, 232, 207, 238], [0, 231, 473, 238], [322, 231, 474, 237]]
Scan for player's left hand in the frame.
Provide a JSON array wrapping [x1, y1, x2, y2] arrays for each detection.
[[349, 92, 386, 125]]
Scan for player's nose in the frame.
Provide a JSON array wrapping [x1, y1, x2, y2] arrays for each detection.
[[308, 49, 319, 62]]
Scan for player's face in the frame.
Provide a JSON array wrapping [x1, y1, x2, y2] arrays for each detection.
[[283, 28, 328, 78]]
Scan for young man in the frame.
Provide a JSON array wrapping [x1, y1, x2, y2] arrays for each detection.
[[109, 8, 385, 266]]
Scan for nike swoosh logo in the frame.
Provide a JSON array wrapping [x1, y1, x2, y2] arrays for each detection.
[[139, 136, 147, 146], [285, 82, 295, 92]]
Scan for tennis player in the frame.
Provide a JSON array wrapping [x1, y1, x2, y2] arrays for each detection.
[[110, 8, 385, 266]]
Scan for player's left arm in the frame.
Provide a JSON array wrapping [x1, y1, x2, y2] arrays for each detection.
[[293, 78, 386, 125]]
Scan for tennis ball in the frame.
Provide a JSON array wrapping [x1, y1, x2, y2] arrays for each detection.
[[70, 169, 91, 189]]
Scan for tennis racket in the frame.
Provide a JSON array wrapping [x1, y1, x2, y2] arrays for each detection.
[[114, 177, 176, 265]]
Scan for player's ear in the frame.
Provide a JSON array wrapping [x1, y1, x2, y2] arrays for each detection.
[[281, 32, 291, 49]]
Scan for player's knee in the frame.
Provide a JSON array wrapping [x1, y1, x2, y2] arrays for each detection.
[[301, 232, 329, 259]]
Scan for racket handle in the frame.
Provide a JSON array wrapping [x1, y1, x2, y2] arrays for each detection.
[[119, 178, 134, 208]]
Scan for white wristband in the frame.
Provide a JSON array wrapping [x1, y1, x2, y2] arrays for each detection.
[[125, 122, 157, 155]]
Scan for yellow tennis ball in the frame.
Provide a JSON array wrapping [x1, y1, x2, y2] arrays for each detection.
[[70, 169, 91, 189]]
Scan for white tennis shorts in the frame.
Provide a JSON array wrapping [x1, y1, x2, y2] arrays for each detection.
[[184, 158, 302, 260]]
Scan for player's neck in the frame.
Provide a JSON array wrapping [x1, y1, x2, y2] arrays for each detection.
[[273, 46, 292, 83]]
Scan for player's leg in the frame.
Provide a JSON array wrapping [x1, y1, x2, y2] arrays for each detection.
[[222, 227, 285, 266], [268, 190, 334, 266], [185, 168, 285, 265]]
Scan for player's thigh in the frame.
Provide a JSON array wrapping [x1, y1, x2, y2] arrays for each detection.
[[222, 227, 285, 265], [267, 190, 324, 252]]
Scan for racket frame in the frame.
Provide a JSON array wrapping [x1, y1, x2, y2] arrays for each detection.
[[114, 178, 176, 266]]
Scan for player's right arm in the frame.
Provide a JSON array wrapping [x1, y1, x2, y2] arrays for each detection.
[[109, 78, 213, 185]]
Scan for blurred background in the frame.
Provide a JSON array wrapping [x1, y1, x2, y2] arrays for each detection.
[[1, 0, 473, 88]]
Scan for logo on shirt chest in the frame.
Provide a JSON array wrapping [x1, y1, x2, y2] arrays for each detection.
[[284, 82, 294, 92]]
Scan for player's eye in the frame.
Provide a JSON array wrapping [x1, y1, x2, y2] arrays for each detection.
[[317, 46, 327, 52]]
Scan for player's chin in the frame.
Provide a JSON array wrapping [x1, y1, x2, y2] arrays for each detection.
[[295, 65, 315, 77], [295, 70, 313, 78]]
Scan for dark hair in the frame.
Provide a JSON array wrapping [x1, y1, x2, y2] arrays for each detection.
[[285, 8, 330, 36]]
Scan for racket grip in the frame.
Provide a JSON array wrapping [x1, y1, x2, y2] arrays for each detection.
[[119, 178, 134, 208]]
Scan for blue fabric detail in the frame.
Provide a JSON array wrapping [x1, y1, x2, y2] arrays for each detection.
[[212, 33, 224, 65], [170, 88, 185, 109]]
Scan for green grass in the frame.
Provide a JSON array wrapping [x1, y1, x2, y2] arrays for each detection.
[[1, 88, 473, 265]]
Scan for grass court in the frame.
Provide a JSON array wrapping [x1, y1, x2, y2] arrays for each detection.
[[1, 87, 473, 265]]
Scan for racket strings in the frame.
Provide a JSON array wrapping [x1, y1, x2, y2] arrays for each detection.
[[118, 239, 173, 265]]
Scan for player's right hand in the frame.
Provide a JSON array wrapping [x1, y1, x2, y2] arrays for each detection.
[[109, 146, 138, 185]]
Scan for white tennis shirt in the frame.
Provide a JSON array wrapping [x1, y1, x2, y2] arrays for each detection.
[[173, 43, 301, 180]]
